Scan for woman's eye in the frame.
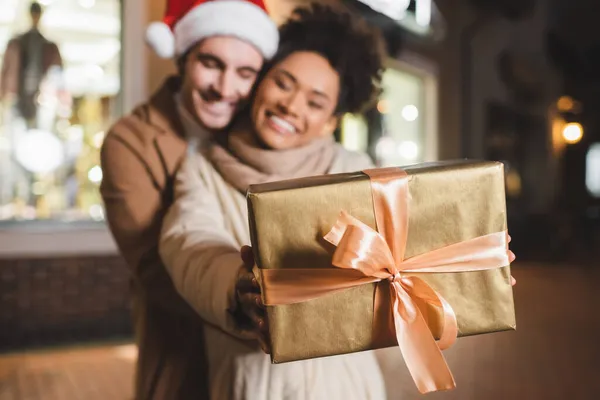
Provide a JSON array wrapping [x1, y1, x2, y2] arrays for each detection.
[[308, 101, 324, 110], [275, 78, 291, 91]]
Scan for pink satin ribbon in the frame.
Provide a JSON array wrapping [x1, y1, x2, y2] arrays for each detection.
[[258, 167, 511, 394]]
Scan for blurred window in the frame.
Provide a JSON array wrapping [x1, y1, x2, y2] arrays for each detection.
[[0, 0, 121, 222], [339, 67, 427, 166], [586, 143, 600, 198]]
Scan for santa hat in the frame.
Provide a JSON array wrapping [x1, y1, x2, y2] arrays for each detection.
[[146, 0, 278, 59]]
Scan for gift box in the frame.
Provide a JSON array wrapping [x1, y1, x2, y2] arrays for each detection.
[[247, 160, 515, 391]]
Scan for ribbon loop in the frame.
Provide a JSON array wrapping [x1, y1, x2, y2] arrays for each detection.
[[325, 211, 398, 280]]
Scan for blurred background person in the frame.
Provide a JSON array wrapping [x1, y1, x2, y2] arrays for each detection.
[[0, 1, 62, 128]]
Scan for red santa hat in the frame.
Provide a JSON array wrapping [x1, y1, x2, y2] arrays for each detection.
[[146, 0, 279, 59]]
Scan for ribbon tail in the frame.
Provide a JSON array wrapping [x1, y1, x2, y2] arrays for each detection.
[[436, 293, 458, 351], [391, 282, 456, 394], [406, 277, 458, 351]]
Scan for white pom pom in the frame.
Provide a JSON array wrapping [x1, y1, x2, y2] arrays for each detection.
[[145, 22, 175, 59]]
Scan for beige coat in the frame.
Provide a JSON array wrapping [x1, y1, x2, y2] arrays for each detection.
[[159, 146, 388, 400], [100, 77, 210, 400]]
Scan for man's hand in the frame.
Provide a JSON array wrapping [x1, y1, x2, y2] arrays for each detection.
[[235, 245, 270, 353]]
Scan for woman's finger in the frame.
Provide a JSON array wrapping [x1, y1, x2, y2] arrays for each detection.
[[237, 270, 261, 293], [237, 290, 271, 354], [240, 246, 254, 270], [508, 250, 516, 263], [238, 322, 271, 354], [239, 292, 267, 326]]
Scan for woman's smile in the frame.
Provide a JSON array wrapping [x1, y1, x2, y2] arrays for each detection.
[[264, 112, 298, 136]]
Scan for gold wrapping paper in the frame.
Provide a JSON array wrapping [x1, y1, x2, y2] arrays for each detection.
[[247, 160, 516, 363]]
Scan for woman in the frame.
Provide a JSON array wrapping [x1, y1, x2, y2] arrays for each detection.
[[160, 5, 387, 399]]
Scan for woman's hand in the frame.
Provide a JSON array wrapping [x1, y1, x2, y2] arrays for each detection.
[[235, 245, 270, 353], [508, 234, 516, 286]]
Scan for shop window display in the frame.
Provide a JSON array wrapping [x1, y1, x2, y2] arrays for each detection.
[[339, 67, 426, 167], [0, 0, 121, 222]]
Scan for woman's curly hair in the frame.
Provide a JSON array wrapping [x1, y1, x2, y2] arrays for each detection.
[[264, 4, 386, 115]]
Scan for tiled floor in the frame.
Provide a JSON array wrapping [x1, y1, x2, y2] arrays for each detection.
[[0, 344, 136, 400], [1, 263, 599, 400]]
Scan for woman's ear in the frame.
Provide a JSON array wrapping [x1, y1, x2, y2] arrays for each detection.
[[321, 115, 339, 137]]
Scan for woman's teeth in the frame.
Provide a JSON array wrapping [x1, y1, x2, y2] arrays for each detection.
[[269, 115, 296, 134]]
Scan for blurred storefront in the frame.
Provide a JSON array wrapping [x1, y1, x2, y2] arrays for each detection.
[[336, 0, 442, 166], [0, 0, 147, 350], [0, 0, 148, 256], [338, 59, 438, 167], [0, 0, 121, 223]]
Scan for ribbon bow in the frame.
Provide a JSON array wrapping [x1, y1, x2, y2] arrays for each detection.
[[324, 210, 458, 392], [258, 167, 510, 394]]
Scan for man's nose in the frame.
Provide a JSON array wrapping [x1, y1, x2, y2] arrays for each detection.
[[213, 71, 237, 99]]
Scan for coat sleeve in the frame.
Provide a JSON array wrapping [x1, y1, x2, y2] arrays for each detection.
[[159, 153, 249, 337], [100, 131, 196, 318]]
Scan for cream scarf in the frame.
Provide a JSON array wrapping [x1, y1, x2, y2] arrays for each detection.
[[207, 119, 337, 192]]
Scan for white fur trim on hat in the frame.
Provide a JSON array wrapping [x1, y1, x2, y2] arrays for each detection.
[[174, 0, 279, 59], [146, 21, 176, 59]]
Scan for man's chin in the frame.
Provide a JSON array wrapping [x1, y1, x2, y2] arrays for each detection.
[[197, 113, 234, 132]]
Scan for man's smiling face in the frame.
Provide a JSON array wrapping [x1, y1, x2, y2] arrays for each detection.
[[180, 36, 264, 131]]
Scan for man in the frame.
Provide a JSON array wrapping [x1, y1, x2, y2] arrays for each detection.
[[0, 2, 63, 213], [0, 2, 62, 125], [99, 1, 278, 398]]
